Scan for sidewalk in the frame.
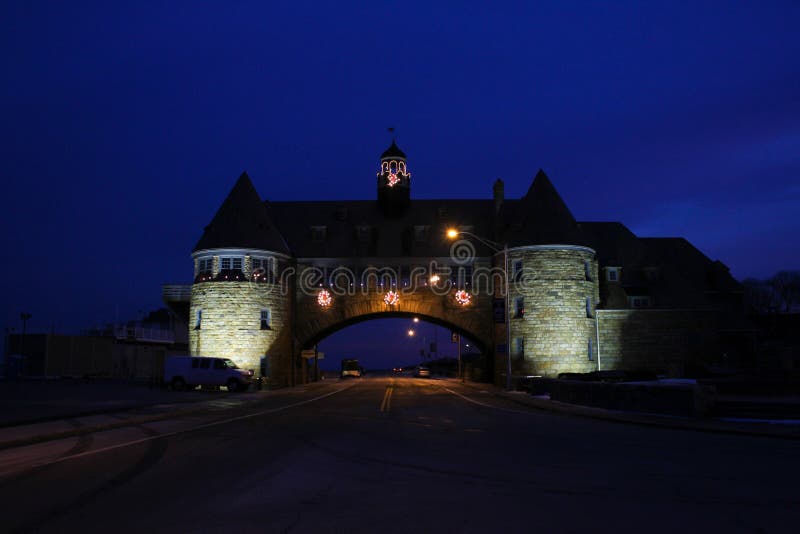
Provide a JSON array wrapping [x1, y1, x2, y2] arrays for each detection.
[[450, 379, 800, 440], [0, 378, 324, 451]]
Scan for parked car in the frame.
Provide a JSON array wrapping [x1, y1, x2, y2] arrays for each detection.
[[414, 366, 431, 378], [164, 356, 253, 392]]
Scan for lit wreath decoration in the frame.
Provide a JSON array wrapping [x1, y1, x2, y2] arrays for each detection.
[[387, 172, 400, 187], [317, 289, 332, 307], [454, 289, 472, 306], [383, 290, 400, 306]]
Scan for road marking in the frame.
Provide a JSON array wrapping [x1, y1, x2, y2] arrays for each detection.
[[442, 386, 532, 415], [20, 386, 353, 469], [380, 382, 394, 412]]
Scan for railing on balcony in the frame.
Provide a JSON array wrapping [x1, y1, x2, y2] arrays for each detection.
[[162, 284, 192, 302], [112, 325, 175, 344]]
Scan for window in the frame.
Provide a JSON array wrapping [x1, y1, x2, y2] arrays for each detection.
[[584, 260, 593, 281], [191, 358, 200, 368], [513, 260, 523, 282], [213, 359, 226, 370], [220, 257, 243, 271], [414, 225, 429, 242], [462, 264, 474, 288], [357, 225, 371, 243], [198, 258, 213, 273], [588, 337, 594, 361], [260, 309, 271, 330], [514, 297, 525, 318], [586, 297, 593, 318], [311, 226, 327, 242], [606, 267, 620, 282], [252, 257, 274, 282], [629, 296, 651, 308], [644, 267, 660, 282], [513, 337, 524, 359], [199, 358, 210, 369], [335, 208, 348, 221], [195, 309, 202, 330]]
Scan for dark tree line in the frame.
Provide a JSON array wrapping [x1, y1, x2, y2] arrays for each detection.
[[742, 271, 800, 313]]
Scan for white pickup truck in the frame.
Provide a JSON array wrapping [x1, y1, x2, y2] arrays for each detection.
[[164, 356, 253, 392]]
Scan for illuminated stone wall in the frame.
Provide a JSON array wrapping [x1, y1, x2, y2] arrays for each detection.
[[502, 246, 600, 379], [294, 267, 494, 355], [597, 309, 720, 376], [189, 281, 292, 386]]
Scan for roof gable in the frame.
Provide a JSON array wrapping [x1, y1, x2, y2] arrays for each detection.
[[504, 169, 586, 246], [193, 172, 290, 253]]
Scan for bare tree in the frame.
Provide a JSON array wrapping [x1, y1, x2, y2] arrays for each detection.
[[742, 278, 778, 314], [767, 271, 800, 312]]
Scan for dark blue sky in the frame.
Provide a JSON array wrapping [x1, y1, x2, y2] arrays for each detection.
[[2, 1, 798, 365]]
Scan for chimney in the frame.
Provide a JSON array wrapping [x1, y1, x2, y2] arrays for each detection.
[[493, 179, 504, 215]]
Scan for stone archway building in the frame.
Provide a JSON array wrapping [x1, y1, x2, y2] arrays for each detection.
[[164, 141, 747, 387]]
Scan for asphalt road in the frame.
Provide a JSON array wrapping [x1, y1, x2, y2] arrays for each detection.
[[1, 376, 798, 533]]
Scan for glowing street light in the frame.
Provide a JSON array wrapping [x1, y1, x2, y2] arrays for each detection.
[[446, 228, 512, 390], [413, 317, 419, 323], [407, 329, 415, 337]]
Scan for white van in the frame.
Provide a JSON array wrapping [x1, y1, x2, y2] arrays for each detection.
[[165, 356, 253, 392]]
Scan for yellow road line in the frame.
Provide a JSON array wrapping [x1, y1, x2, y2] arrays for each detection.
[[380, 384, 394, 412]]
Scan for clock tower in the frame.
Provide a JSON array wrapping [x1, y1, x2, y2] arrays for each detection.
[[377, 140, 411, 216]]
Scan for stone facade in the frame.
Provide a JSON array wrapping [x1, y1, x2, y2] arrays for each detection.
[[166, 142, 747, 389], [597, 309, 720, 376], [504, 246, 600, 379], [189, 269, 292, 387]]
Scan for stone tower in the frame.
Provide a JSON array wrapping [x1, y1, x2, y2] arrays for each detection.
[[500, 170, 600, 378], [376, 140, 411, 216], [189, 172, 293, 385]]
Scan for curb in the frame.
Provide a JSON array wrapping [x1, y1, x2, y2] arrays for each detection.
[[452, 380, 800, 440]]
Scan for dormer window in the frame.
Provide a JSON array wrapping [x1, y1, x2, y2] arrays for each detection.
[[311, 226, 327, 242], [606, 267, 620, 282], [438, 207, 448, 218], [644, 267, 660, 282], [414, 225, 429, 242], [357, 225, 371, 243], [335, 208, 349, 221], [629, 296, 651, 308]]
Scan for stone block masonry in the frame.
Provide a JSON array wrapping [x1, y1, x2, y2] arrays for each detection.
[[190, 282, 292, 385]]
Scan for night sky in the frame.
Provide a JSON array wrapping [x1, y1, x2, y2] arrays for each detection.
[[2, 2, 798, 368]]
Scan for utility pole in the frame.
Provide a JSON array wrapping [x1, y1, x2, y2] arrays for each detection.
[[20, 312, 31, 376]]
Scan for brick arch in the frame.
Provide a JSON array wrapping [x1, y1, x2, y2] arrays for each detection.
[[295, 289, 493, 355]]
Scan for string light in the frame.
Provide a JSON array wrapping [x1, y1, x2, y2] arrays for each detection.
[[317, 289, 332, 307], [387, 172, 400, 187], [455, 290, 472, 306], [384, 291, 399, 306]]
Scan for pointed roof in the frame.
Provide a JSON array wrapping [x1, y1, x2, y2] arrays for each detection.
[[193, 172, 290, 253], [503, 169, 587, 247], [381, 140, 407, 159]]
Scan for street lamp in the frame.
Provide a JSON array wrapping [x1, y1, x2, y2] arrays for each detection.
[[447, 228, 512, 390]]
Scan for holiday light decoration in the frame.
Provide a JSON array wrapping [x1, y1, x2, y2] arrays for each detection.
[[317, 289, 332, 307], [455, 289, 472, 306], [383, 290, 400, 306], [387, 172, 400, 187]]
